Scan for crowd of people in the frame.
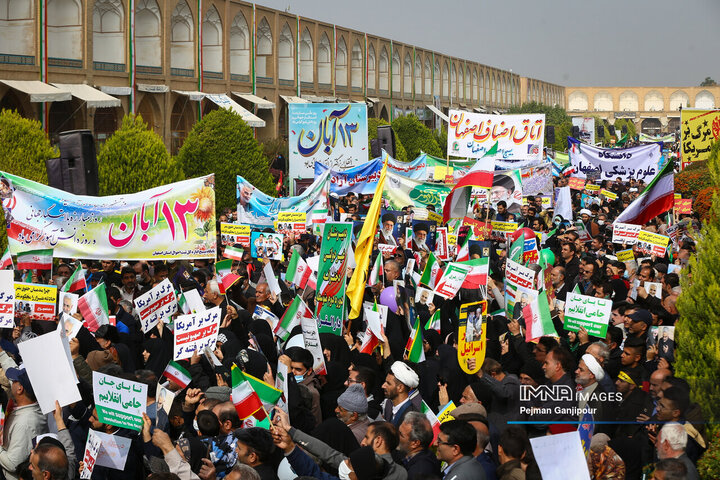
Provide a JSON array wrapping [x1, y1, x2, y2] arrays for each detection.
[[0, 155, 708, 480]]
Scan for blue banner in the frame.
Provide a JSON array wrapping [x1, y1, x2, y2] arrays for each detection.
[[315, 154, 429, 195]]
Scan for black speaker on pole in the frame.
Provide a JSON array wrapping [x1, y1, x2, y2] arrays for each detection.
[[375, 125, 396, 158], [46, 130, 99, 196], [597, 125, 604, 138], [545, 125, 555, 144], [622, 125, 628, 135], [572, 126, 580, 139], [608, 125, 616, 136]]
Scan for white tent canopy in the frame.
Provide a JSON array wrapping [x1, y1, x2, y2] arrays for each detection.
[[1, 80, 70, 102], [51, 83, 121, 108]]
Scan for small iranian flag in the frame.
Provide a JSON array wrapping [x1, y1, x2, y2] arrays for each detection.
[[0, 248, 12, 270], [286, 249, 312, 289], [573, 283, 582, 294], [523, 290, 557, 342], [459, 257, 489, 289], [16, 248, 53, 270], [367, 254, 383, 286], [244, 371, 283, 410], [360, 302, 384, 355], [77, 282, 109, 333], [274, 296, 312, 341], [61, 261, 87, 293], [231, 364, 264, 420], [425, 310, 441, 333], [420, 400, 441, 443], [163, 360, 192, 388], [215, 259, 241, 294], [404, 317, 425, 363], [614, 160, 675, 225], [420, 253, 442, 289], [177, 291, 190, 314], [455, 234, 472, 262], [223, 246, 244, 261]]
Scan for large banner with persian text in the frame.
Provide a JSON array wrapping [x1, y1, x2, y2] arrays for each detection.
[[289, 103, 369, 180], [447, 111, 545, 160], [1, 172, 216, 260], [567, 138, 661, 183]]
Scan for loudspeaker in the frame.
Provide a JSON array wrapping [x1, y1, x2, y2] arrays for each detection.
[[622, 125, 628, 135], [608, 125, 616, 136], [597, 125, 604, 137], [545, 125, 555, 144], [47, 130, 99, 196], [572, 126, 580, 139], [375, 125, 396, 158]]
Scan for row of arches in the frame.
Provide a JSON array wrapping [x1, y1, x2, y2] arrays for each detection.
[[0, 0, 533, 107], [568, 89, 716, 112]]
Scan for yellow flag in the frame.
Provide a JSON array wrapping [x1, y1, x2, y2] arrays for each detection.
[[346, 155, 389, 319]]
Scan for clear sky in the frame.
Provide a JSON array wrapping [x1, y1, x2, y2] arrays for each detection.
[[253, 0, 720, 88]]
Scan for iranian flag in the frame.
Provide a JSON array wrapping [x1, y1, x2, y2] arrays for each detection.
[[523, 290, 557, 342], [274, 296, 312, 341], [367, 254, 383, 286], [286, 249, 312, 289], [420, 253, 443, 289], [459, 257, 489, 289], [163, 360, 192, 388], [231, 364, 264, 420], [614, 161, 675, 225], [0, 247, 12, 270], [215, 259, 241, 294], [77, 282, 109, 333], [404, 317, 425, 363], [360, 303, 384, 355], [425, 310, 441, 333], [223, 246, 244, 261], [455, 233, 472, 262], [442, 144, 497, 223], [420, 400, 441, 443], [61, 261, 87, 293], [177, 291, 190, 314], [244, 371, 283, 410], [16, 248, 53, 270]]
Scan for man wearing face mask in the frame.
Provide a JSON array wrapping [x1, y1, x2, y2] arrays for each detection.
[[283, 348, 323, 426], [133, 261, 154, 290]]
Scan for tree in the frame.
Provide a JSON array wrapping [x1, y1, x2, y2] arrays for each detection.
[[675, 139, 720, 433], [0, 110, 57, 251], [98, 114, 184, 196], [507, 101, 572, 152], [700, 77, 717, 87], [613, 118, 637, 140], [391, 114, 443, 161], [177, 108, 274, 212], [367, 118, 408, 162]]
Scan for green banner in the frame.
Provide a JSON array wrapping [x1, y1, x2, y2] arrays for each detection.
[[383, 171, 451, 211], [96, 405, 143, 431], [315, 222, 352, 335]]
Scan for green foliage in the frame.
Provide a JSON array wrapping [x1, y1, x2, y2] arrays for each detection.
[[367, 118, 407, 162], [507, 101, 572, 151], [675, 139, 720, 435], [700, 76, 717, 87], [613, 118, 637, 140], [98, 115, 183, 196], [433, 128, 448, 158], [698, 432, 720, 479], [391, 114, 443, 161], [262, 137, 288, 166], [0, 110, 57, 251], [177, 109, 274, 212]]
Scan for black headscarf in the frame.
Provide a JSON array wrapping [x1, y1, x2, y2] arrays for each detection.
[[142, 338, 169, 377]]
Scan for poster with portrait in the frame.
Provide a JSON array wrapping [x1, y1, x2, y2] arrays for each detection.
[[59, 292, 79, 316], [491, 170, 523, 215], [457, 300, 488, 374], [249, 232, 284, 261]]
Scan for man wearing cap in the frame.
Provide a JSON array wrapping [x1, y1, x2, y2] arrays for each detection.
[[626, 310, 651, 342], [382, 361, 421, 427], [0, 347, 47, 480], [336, 384, 372, 445]]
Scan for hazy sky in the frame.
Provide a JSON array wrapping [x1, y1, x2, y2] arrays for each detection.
[[254, 0, 720, 88]]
